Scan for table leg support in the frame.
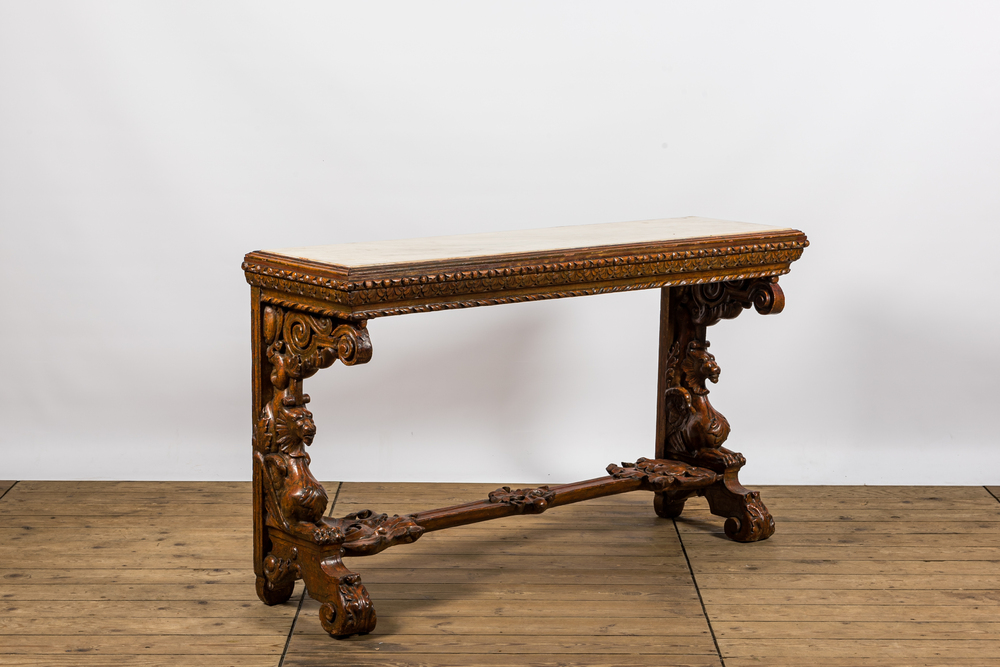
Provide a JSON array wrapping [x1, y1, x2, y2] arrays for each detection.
[[653, 280, 783, 541], [250, 300, 378, 615], [250, 281, 790, 638]]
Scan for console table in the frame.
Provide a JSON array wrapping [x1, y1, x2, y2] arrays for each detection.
[[242, 216, 808, 638]]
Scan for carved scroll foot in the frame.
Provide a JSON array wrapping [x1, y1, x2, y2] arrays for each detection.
[[702, 470, 775, 542], [317, 572, 376, 638], [262, 528, 379, 638], [304, 555, 377, 638]]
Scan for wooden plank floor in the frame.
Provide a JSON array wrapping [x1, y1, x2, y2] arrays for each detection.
[[2, 482, 998, 666]]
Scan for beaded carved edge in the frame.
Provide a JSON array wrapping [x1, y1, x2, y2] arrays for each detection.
[[243, 241, 807, 319]]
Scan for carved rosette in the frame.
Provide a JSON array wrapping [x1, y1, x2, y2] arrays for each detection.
[[319, 573, 376, 637], [607, 458, 717, 491], [487, 486, 556, 514]]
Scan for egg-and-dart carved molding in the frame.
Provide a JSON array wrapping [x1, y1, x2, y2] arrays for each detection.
[[255, 268, 792, 320], [243, 242, 806, 293], [245, 247, 804, 319]]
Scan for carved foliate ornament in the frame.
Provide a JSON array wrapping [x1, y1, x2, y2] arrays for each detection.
[[607, 458, 717, 491], [340, 509, 425, 557], [487, 486, 555, 513], [319, 573, 376, 637]]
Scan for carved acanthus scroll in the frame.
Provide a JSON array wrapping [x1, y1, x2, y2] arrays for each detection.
[[340, 509, 425, 557], [318, 571, 376, 638], [684, 278, 784, 327], [607, 458, 717, 491]]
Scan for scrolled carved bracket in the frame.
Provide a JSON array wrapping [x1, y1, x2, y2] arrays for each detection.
[[683, 277, 784, 327], [488, 486, 555, 514], [606, 458, 717, 492]]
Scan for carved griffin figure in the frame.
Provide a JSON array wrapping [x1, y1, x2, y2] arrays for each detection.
[[663, 340, 745, 470], [266, 400, 328, 525]]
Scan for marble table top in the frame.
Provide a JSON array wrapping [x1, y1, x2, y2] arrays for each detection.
[[243, 216, 807, 319], [263, 217, 796, 270]]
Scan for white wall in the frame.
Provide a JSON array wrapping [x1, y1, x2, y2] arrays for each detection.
[[2, 2, 998, 484]]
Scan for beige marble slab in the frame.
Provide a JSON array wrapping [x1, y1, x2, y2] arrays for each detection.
[[267, 217, 793, 269]]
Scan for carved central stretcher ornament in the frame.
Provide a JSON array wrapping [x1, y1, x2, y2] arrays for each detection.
[[245, 217, 806, 637]]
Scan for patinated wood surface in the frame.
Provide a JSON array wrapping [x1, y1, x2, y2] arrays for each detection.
[[243, 217, 809, 637]]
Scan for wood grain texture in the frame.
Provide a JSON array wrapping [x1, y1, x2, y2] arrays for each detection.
[[0, 482, 297, 664], [678, 487, 1000, 664], [8, 482, 999, 665]]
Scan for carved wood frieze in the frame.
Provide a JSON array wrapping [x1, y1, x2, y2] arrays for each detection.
[[243, 242, 805, 318]]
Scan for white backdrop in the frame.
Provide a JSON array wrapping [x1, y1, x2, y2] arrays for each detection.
[[2, 2, 998, 484]]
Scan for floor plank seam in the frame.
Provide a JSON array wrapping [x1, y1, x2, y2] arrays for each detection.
[[278, 589, 306, 667], [327, 481, 342, 517], [277, 478, 341, 665], [0, 480, 19, 502], [985, 486, 1000, 504], [674, 518, 726, 667]]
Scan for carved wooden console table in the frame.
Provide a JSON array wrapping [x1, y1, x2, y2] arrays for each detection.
[[242, 216, 808, 638]]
